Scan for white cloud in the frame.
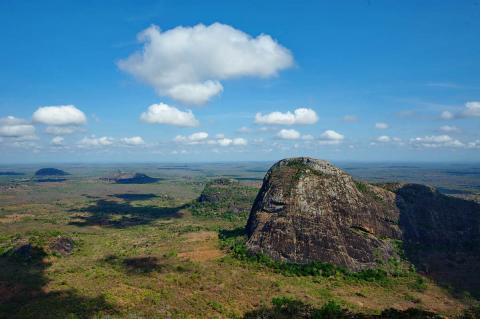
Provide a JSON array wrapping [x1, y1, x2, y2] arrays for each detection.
[[213, 137, 248, 146], [217, 138, 233, 146], [189, 132, 209, 141], [0, 116, 36, 139], [375, 122, 389, 129], [45, 126, 78, 135], [319, 130, 344, 145], [439, 125, 459, 133], [51, 136, 64, 145], [140, 103, 199, 127], [343, 115, 358, 122], [175, 131, 209, 143], [440, 101, 480, 119], [232, 137, 247, 146], [33, 105, 87, 126], [376, 135, 391, 143], [78, 136, 114, 147], [277, 129, 300, 140], [255, 108, 318, 125], [440, 111, 454, 120], [118, 23, 293, 105], [410, 135, 464, 148], [460, 101, 480, 118], [121, 136, 145, 145]]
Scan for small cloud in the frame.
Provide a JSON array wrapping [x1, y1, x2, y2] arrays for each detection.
[[277, 129, 301, 140], [376, 135, 391, 143], [440, 111, 454, 120], [460, 101, 480, 118], [78, 136, 114, 147], [319, 130, 344, 145], [174, 132, 209, 143], [439, 125, 459, 133], [343, 115, 358, 123], [121, 136, 145, 145], [375, 122, 389, 129], [233, 137, 247, 146], [33, 105, 87, 126], [51, 136, 64, 145], [140, 103, 199, 127], [255, 108, 318, 125]]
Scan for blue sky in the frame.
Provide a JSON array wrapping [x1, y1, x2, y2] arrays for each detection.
[[0, 0, 479, 163]]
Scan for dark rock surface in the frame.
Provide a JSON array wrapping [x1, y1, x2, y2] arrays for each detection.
[[246, 157, 401, 271], [50, 237, 75, 256], [246, 157, 480, 291], [35, 168, 69, 176]]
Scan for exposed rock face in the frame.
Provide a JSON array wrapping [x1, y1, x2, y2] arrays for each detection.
[[246, 157, 480, 282], [246, 157, 401, 270], [35, 168, 69, 176], [394, 184, 480, 296]]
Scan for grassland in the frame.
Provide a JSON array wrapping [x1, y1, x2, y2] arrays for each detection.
[[0, 164, 478, 318]]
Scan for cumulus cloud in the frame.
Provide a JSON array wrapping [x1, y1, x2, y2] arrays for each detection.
[[460, 101, 480, 118], [255, 108, 318, 125], [319, 130, 344, 145], [174, 131, 209, 143], [277, 129, 300, 140], [140, 103, 199, 127], [51, 136, 64, 145], [410, 135, 464, 148], [0, 116, 36, 139], [121, 136, 145, 145], [78, 136, 114, 147], [440, 101, 480, 120], [375, 122, 389, 129], [215, 137, 248, 146], [33, 105, 87, 126], [118, 23, 293, 105]]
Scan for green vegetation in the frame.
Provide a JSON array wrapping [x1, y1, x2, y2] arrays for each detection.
[[0, 163, 475, 318], [219, 228, 424, 287], [188, 178, 258, 220]]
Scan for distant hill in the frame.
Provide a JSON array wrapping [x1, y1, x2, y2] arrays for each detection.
[[0, 171, 24, 176], [34, 168, 69, 176], [101, 171, 159, 184]]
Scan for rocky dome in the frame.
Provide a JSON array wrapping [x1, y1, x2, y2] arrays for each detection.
[[246, 157, 480, 279], [101, 171, 159, 184], [34, 168, 69, 176], [246, 157, 402, 270]]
